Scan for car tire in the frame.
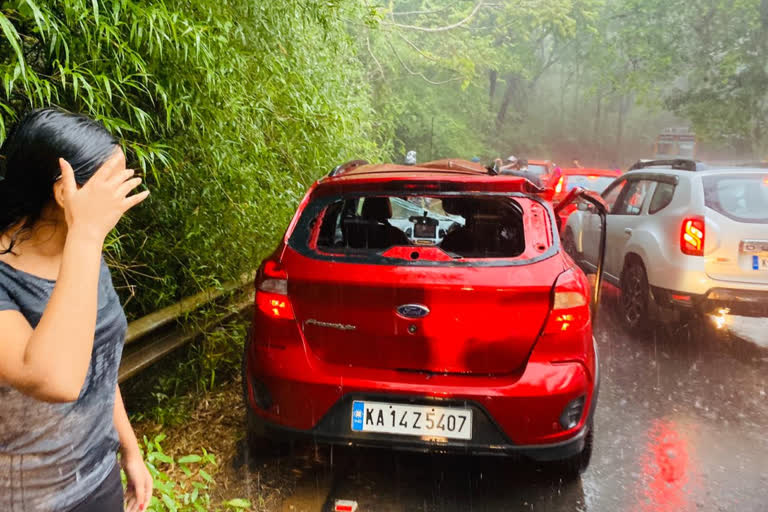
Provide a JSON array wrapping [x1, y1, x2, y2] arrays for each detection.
[[619, 259, 651, 333], [559, 424, 594, 480], [242, 332, 269, 451], [242, 333, 293, 457]]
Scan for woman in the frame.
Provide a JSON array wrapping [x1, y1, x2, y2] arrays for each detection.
[[0, 108, 152, 511]]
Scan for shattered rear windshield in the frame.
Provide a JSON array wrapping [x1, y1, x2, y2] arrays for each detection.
[[302, 194, 528, 259]]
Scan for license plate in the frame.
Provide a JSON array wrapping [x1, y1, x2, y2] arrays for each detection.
[[753, 254, 768, 270], [350, 400, 472, 440]]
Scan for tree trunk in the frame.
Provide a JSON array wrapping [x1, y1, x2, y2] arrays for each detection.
[[615, 95, 632, 164], [489, 69, 498, 111], [593, 94, 602, 163], [496, 73, 517, 130]]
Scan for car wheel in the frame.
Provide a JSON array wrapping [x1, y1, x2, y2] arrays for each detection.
[[562, 228, 579, 259], [619, 259, 651, 333], [242, 333, 292, 457], [559, 424, 594, 481], [242, 332, 269, 450]]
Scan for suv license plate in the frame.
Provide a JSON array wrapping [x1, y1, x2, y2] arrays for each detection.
[[350, 400, 472, 440], [753, 254, 768, 271]]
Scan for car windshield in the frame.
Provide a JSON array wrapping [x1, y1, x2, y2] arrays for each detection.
[[307, 194, 527, 259], [566, 175, 617, 194], [703, 173, 768, 223]]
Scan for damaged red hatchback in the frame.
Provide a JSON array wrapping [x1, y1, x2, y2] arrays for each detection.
[[243, 159, 600, 475]]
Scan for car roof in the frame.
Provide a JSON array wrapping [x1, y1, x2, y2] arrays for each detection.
[[626, 165, 768, 179], [319, 159, 542, 192], [559, 167, 621, 176]]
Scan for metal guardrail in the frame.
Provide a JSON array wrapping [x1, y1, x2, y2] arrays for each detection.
[[118, 272, 255, 383]]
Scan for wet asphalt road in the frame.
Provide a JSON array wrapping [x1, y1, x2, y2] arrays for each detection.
[[254, 290, 768, 512]]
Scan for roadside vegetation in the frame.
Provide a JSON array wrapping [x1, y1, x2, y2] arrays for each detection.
[[3, 0, 768, 509]]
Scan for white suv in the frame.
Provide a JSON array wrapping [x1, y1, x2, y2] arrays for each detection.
[[564, 159, 768, 329]]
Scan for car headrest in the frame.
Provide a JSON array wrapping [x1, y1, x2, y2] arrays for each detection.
[[441, 197, 467, 216], [362, 197, 393, 221]]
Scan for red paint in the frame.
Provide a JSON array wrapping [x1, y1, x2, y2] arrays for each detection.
[[245, 160, 598, 447]]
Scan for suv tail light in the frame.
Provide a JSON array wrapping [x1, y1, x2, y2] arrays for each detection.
[[680, 217, 705, 256], [543, 269, 590, 334], [256, 260, 295, 320]]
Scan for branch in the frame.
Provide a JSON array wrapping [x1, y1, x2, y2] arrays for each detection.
[[386, 40, 463, 85], [391, 1, 463, 17], [397, 33, 440, 62], [367, 35, 385, 80], [386, 1, 485, 32]]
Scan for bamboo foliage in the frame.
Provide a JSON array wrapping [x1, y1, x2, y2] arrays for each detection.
[[0, 0, 384, 316]]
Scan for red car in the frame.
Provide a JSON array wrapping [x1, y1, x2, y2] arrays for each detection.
[[551, 167, 621, 228], [243, 159, 599, 475]]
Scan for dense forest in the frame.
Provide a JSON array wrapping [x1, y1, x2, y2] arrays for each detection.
[[1, 0, 767, 315]]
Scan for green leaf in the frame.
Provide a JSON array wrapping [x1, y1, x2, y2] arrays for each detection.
[[224, 498, 252, 508], [0, 12, 26, 74], [177, 454, 202, 464]]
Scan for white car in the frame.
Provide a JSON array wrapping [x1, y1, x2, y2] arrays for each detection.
[[565, 159, 768, 330]]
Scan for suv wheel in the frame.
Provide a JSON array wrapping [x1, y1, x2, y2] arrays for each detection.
[[619, 260, 651, 332]]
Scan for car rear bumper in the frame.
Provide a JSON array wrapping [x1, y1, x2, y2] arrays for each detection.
[[652, 286, 768, 316], [244, 336, 598, 460], [250, 393, 593, 461]]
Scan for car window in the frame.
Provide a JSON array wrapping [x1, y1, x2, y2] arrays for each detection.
[[312, 194, 526, 258], [649, 182, 676, 214], [613, 179, 653, 215], [601, 179, 626, 212], [703, 174, 768, 224]]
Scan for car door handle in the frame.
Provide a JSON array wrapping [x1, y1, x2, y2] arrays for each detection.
[[624, 228, 632, 236]]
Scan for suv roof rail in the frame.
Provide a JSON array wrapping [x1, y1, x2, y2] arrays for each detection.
[[627, 159, 704, 172], [328, 159, 369, 178]]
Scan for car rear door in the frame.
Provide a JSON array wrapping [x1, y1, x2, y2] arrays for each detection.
[[582, 178, 627, 271], [604, 178, 656, 281], [703, 172, 768, 285]]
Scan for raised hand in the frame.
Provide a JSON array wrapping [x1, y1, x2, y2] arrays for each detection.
[[58, 151, 150, 242]]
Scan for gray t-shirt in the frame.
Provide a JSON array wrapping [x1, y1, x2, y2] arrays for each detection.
[[0, 258, 126, 512]]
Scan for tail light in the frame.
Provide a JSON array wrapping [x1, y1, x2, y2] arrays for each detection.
[[554, 176, 565, 195], [543, 269, 590, 334], [256, 260, 295, 320], [680, 217, 705, 256]]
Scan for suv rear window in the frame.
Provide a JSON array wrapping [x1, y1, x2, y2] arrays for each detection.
[[703, 174, 768, 224], [309, 194, 526, 259]]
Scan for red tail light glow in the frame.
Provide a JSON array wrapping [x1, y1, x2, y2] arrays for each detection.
[[544, 269, 590, 334], [554, 176, 565, 194], [256, 260, 295, 320], [680, 217, 705, 256]]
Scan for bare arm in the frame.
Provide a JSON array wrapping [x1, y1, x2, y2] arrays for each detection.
[[0, 232, 102, 401], [0, 154, 148, 402]]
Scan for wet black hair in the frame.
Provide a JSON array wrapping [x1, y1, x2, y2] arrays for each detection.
[[0, 108, 118, 254]]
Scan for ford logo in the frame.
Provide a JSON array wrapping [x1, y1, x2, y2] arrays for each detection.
[[396, 304, 430, 319]]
